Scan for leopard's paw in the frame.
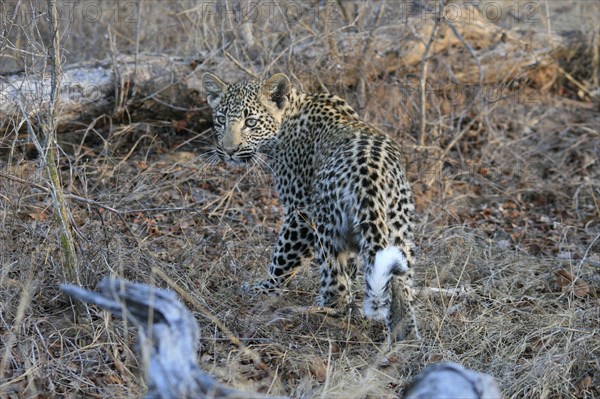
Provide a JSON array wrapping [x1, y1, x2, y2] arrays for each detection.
[[241, 278, 281, 297], [315, 292, 345, 308], [315, 293, 327, 307]]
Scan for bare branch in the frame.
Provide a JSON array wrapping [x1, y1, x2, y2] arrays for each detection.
[[61, 278, 285, 399], [418, 3, 442, 147]]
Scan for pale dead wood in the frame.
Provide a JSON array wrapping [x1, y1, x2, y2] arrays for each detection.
[[0, 53, 247, 133], [420, 286, 467, 298], [61, 278, 285, 399], [404, 362, 501, 399]]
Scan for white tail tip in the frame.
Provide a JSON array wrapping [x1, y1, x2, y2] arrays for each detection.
[[364, 247, 407, 320]]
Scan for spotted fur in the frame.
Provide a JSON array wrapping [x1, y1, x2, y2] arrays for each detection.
[[202, 72, 419, 341]]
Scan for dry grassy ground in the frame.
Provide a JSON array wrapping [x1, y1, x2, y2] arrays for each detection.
[[1, 1, 599, 398]]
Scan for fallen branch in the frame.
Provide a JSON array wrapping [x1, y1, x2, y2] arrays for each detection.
[[0, 53, 245, 133], [61, 278, 282, 399]]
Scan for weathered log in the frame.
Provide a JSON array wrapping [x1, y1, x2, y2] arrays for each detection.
[[60, 278, 281, 399], [404, 362, 501, 399], [61, 278, 501, 399], [0, 53, 245, 133]]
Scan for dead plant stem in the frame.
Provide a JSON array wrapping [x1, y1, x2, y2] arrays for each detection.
[[419, 1, 443, 147], [44, 0, 79, 282]]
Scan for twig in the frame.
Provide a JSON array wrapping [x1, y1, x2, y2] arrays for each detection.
[[0, 170, 197, 216], [444, 20, 483, 98], [557, 65, 595, 99], [356, 0, 386, 113], [418, 1, 443, 147], [426, 100, 501, 187], [108, 26, 126, 117], [543, 0, 552, 36], [43, 0, 79, 282], [419, 286, 467, 298], [274, 305, 344, 317], [224, 51, 259, 78], [0, 264, 36, 386], [134, 0, 143, 77], [0, 170, 50, 193], [151, 267, 268, 371], [577, 233, 600, 269]]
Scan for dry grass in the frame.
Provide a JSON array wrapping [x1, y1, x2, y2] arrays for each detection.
[[1, 1, 599, 398]]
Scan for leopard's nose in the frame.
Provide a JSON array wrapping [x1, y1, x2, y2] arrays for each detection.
[[222, 144, 240, 156]]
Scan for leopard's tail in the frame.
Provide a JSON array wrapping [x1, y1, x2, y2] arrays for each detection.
[[364, 246, 408, 321]]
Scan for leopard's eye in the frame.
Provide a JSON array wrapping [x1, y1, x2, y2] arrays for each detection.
[[216, 115, 226, 125], [245, 118, 258, 128]]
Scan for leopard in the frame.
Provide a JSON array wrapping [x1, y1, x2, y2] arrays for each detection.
[[202, 72, 420, 341]]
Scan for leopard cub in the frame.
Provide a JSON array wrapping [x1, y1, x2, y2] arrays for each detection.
[[202, 72, 419, 341]]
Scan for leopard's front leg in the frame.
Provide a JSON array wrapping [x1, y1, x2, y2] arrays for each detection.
[[248, 210, 314, 295]]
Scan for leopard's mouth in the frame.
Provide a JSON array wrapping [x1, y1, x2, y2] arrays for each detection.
[[227, 156, 253, 166], [216, 148, 255, 166]]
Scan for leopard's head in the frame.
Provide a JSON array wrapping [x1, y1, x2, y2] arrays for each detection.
[[202, 73, 291, 165]]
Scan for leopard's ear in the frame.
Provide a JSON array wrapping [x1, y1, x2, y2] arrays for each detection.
[[261, 73, 290, 110], [202, 73, 228, 108]]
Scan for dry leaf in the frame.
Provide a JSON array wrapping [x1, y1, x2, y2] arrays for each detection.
[[556, 269, 574, 286], [28, 211, 47, 221], [571, 279, 590, 298], [575, 375, 592, 398], [136, 160, 149, 170], [428, 354, 445, 363], [386, 354, 401, 364], [106, 374, 123, 385], [556, 269, 590, 298], [310, 360, 328, 383], [173, 119, 187, 132]]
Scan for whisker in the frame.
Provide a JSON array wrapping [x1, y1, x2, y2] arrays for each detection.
[[251, 156, 273, 186], [193, 150, 223, 180], [254, 155, 276, 181]]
